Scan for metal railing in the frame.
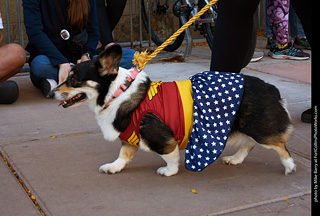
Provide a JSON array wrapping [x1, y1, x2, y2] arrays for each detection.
[[3, 0, 265, 52], [4, 0, 23, 45], [3, 0, 155, 49], [3, 0, 156, 73]]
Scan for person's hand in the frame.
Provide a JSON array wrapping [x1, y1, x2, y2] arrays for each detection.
[[76, 53, 90, 64], [58, 63, 71, 84], [96, 41, 102, 49]]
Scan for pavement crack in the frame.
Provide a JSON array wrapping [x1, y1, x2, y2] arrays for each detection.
[[0, 151, 46, 216]]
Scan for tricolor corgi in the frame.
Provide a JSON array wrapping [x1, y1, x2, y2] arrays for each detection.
[[50, 44, 296, 176]]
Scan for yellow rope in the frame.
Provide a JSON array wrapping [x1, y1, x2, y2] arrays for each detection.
[[133, 0, 219, 70]]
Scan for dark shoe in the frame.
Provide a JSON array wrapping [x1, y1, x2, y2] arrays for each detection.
[[294, 37, 311, 50], [301, 108, 312, 123], [0, 81, 19, 104], [39, 79, 57, 98], [268, 42, 310, 60]]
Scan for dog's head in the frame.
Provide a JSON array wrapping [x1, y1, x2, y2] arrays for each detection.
[[50, 44, 123, 108]]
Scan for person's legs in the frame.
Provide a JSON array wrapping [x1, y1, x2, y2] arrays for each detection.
[[210, 0, 260, 72], [290, 0, 312, 123], [105, 0, 127, 31], [265, 0, 272, 39], [30, 55, 59, 97], [0, 43, 26, 104], [96, 0, 114, 46], [290, 0, 312, 46], [267, 0, 309, 60], [289, 5, 310, 50], [267, 0, 290, 46], [289, 5, 305, 38], [0, 43, 26, 81], [30, 55, 59, 88], [96, 0, 127, 47], [120, 49, 135, 69]]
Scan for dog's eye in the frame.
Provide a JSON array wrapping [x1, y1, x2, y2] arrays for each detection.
[[69, 76, 80, 87]]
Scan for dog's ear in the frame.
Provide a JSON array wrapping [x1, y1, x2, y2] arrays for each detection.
[[97, 44, 122, 76]]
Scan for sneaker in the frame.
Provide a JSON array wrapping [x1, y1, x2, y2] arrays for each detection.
[[268, 42, 310, 60], [39, 79, 57, 98], [301, 108, 312, 123], [0, 80, 19, 104], [294, 37, 311, 50], [266, 38, 272, 49], [250, 51, 264, 62]]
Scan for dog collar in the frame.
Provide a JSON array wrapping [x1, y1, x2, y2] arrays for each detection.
[[102, 67, 140, 110]]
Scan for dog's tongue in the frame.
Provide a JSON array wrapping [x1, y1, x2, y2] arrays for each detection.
[[58, 100, 72, 108], [58, 93, 86, 108]]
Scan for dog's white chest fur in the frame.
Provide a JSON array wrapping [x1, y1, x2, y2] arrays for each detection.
[[94, 68, 149, 142], [96, 111, 120, 141]]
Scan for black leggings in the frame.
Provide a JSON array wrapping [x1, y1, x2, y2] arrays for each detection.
[[210, 0, 311, 73], [290, 0, 312, 47], [96, 0, 127, 47], [210, 0, 260, 72]]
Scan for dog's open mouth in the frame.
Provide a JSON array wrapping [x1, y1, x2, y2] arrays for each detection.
[[59, 93, 87, 108]]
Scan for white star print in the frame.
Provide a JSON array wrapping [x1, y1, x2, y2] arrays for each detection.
[[185, 71, 244, 172]]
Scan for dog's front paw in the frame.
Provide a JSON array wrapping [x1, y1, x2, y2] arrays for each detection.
[[99, 158, 126, 174], [156, 166, 178, 177], [221, 155, 242, 165]]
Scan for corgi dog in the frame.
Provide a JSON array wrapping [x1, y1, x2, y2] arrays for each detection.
[[50, 44, 296, 176]]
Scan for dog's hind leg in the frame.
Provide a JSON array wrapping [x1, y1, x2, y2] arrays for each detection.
[[222, 133, 256, 165], [157, 144, 180, 177], [260, 135, 296, 175], [99, 141, 138, 174], [139, 113, 180, 176]]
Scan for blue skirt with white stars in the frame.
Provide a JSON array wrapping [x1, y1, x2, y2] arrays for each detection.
[[185, 71, 244, 172]]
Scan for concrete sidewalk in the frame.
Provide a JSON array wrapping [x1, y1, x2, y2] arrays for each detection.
[[0, 37, 311, 216]]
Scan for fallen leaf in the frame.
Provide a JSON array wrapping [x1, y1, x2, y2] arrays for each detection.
[[72, 132, 83, 136], [191, 189, 198, 194], [30, 195, 36, 201]]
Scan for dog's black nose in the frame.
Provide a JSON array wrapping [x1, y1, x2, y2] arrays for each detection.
[[48, 89, 56, 98]]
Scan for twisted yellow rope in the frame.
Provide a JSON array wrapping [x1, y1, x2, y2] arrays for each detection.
[[133, 0, 219, 70]]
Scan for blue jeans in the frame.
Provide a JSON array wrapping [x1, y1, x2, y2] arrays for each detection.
[[289, 4, 306, 38], [30, 55, 59, 88], [30, 49, 136, 87]]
